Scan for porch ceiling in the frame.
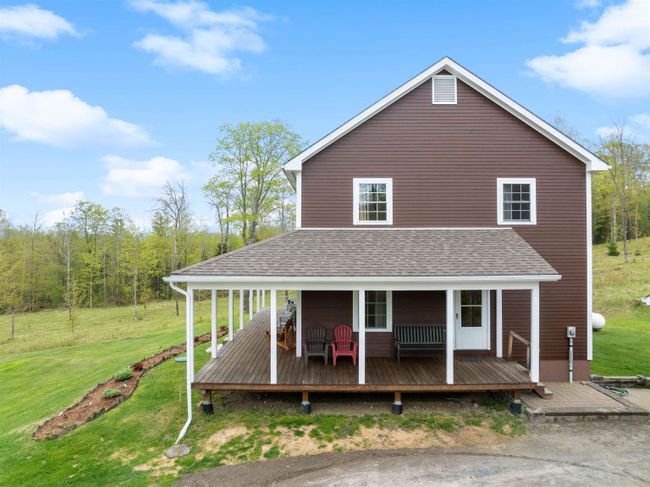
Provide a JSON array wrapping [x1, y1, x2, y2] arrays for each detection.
[[170, 228, 559, 280]]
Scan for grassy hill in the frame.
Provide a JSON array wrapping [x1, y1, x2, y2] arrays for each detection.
[[592, 236, 650, 376]]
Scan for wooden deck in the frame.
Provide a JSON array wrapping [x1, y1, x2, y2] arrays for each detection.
[[194, 309, 534, 393]]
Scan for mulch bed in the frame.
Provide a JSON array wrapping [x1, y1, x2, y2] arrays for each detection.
[[33, 328, 227, 440]]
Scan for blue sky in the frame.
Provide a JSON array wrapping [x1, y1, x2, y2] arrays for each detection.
[[1, 0, 649, 228]]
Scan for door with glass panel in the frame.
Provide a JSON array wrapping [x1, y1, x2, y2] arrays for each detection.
[[454, 290, 490, 350]]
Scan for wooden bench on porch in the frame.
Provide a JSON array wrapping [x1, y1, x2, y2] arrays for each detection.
[[394, 324, 446, 363]]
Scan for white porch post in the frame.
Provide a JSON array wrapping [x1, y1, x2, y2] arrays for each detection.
[[295, 290, 302, 357], [270, 289, 278, 384], [228, 289, 234, 341], [530, 283, 540, 383], [446, 289, 454, 384], [358, 289, 366, 385], [239, 289, 244, 330], [496, 289, 503, 358], [262, 290, 266, 308], [257, 289, 261, 312], [249, 289, 253, 320], [211, 289, 217, 358]]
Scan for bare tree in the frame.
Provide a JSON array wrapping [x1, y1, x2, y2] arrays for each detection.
[[155, 181, 191, 316]]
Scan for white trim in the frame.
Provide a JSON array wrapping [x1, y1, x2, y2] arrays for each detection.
[[248, 289, 253, 320], [586, 171, 593, 361], [270, 289, 277, 384], [295, 171, 302, 229], [228, 289, 234, 341], [239, 289, 244, 330], [496, 289, 503, 358], [294, 226, 513, 231], [358, 288, 366, 385], [497, 178, 537, 226], [352, 290, 393, 332], [284, 57, 608, 172], [352, 178, 393, 225], [211, 289, 217, 358], [166, 274, 561, 286], [432, 74, 457, 104], [446, 289, 454, 384], [530, 283, 540, 383], [295, 291, 302, 357]]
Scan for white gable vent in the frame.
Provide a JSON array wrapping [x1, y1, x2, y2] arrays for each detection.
[[432, 75, 457, 104]]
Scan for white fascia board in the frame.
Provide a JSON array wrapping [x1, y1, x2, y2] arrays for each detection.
[[164, 274, 561, 290], [283, 57, 608, 173]]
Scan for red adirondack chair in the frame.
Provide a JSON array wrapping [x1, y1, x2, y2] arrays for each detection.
[[330, 325, 357, 366]]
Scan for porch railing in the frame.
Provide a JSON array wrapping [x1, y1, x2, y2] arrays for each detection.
[[507, 330, 531, 370]]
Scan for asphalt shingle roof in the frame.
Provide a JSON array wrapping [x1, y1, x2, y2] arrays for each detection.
[[172, 228, 558, 278]]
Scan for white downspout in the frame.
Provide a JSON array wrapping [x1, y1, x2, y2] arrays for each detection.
[[168, 281, 193, 444]]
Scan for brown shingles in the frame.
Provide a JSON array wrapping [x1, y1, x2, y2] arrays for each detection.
[[172, 228, 558, 278]]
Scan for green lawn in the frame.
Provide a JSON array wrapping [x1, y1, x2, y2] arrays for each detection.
[[592, 236, 650, 376]]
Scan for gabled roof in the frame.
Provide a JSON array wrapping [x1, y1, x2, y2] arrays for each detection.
[[284, 57, 608, 178], [169, 228, 559, 281]]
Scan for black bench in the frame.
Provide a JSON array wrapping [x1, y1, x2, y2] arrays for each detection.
[[394, 324, 446, 363]]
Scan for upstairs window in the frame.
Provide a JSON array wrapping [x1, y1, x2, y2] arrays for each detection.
[[353, 178, 393, 225], [432, 75, 457, 104], [497, 178, 537, 225]]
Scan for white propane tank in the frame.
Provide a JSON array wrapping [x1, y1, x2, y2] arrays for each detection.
[[592, 312, 606, 331]]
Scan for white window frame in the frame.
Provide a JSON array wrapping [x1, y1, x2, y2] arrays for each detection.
[[497, 178, 537, 226], [353, 290, 393, 332], [432, 74, 457, 104], [353, 178, 393, 225]]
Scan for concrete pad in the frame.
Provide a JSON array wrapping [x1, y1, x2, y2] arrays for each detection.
[[522, 382, 649, 420], [626, 388, 650, 412]]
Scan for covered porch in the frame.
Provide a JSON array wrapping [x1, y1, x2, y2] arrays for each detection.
[[194, 308, 533, 393]]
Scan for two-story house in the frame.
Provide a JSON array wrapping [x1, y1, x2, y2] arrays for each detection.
[[165, 57, 608, 426]]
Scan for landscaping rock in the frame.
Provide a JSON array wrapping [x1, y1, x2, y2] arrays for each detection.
[[165, 444, 190, 458]]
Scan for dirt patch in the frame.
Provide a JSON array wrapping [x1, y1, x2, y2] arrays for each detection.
[[32, 330, 224, 440], [199, 421, 506, 466], [134, 454, 181, 477]]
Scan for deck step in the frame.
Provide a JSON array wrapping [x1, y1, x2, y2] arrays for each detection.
[[534, 383, 554, 400]]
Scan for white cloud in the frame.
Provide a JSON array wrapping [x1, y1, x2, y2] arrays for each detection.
[[597, 113, 650, 141], [31, 191, 85, 206], [100, 155, 190, 197], [526, 0, 650, 99], [41, 207, 74, 227], [0, 85, 152, 148], [0, 4, 79, 40], [129, 0, 272, 74]]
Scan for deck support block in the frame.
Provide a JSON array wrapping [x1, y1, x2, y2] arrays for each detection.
[[510, 390, 522, 415], [392, 392, 403, 415], [300, 391, 311, 414], [201, 390, 213, 415]]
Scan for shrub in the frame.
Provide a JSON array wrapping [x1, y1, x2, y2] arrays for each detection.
[[634, 249, 641, 256], [114, 367, 133, 381], [607, 241, 620, 256], [103, 389, 121, 399]]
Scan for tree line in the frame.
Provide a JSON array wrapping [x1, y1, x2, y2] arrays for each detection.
[[0, 121, 303, 329]]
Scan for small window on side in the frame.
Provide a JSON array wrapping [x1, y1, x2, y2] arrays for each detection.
[[353, 178, 393, 225], [497, 178, 537, 225]]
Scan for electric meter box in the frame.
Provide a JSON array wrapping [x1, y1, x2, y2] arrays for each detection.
[[566, 326, 576, 338]]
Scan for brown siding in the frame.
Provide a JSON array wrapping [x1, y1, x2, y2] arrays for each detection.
[[300, 78, 587, 369]]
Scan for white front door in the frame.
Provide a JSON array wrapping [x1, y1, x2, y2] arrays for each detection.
[[454, 290, 490, 350]]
